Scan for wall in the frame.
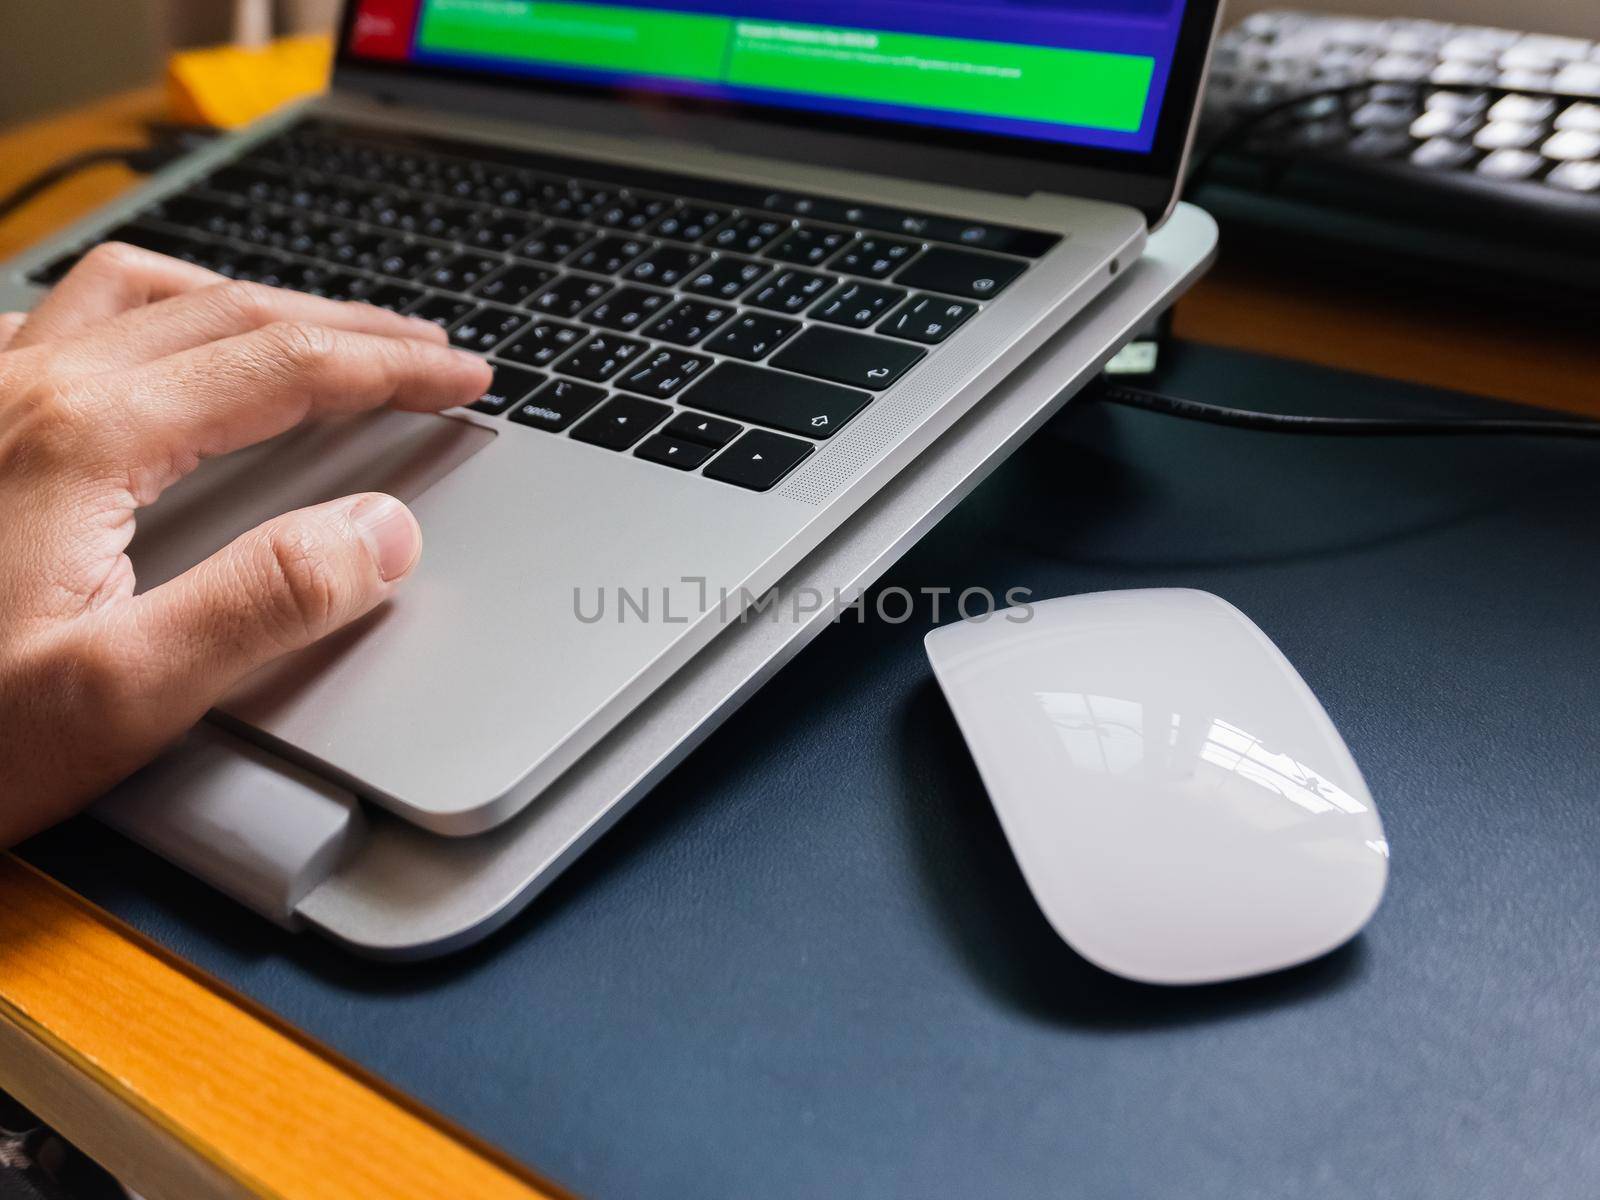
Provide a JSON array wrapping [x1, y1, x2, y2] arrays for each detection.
[[0, 1, 165, 129], [0, 0, 342, 130]]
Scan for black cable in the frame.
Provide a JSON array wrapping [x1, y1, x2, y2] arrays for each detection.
[[1091, 382, 1600, 440], [0, 149, 146, 224], [0, 126, 220, 226]]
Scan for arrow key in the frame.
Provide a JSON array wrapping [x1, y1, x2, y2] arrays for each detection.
[[570, 395, 672, 451], [703, 430, 815, 491], [635, 433, 715, 471], [664, 412, 742, 448]]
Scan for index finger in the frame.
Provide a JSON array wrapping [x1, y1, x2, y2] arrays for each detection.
[[13, 243, 223, 348], [76, 320, 493, 477]]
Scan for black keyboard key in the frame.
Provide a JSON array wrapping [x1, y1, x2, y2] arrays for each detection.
[[683, 362, 869, 439], [411, 198, 480, 241], [220, 250, 275, 284], [203, 163, 286, 203], [828, 234, 923, 279], [417, 253, 504, 292], [472, 263, 557, 305], [680, 254, 771, 300], [770, 327, 924, 391], [101, 222, 197, 259], [509, 378, 607, 432], [931, 222, 1059, 257], [703, 430, 814, 491], [448, 304, 531, 353], [517, 220, 597, 264], [529, 274, 614, 318], [281, 261, 345, 296], [466, 211, 543, 253], [410, 294, 476, 328], [556, 333, 649, 381], [625, 245, 708, 288], [309, 270, 371, 301], [809, 281, 907, 328], [664, 411, 741, 449], [364, 284, 429, 316], [648, 203, 731, 242], [571, 396, 672, 450], [497, 318, 586, 367], [592, 193, 676, 232], [702, 312, 799, 361], [471, 365, 546, 415], [644, 300, 732, 346], [634, 434, 715, 471], [584, 286, 673, 332], [878, 293, 978, 344], [843, 210, 1057, 256], [616, 348, 712, 399], [705, 214, 789, 254], [568, 234, 650, 275], [893, 247, 1025, 299], [539, 181, 614, 221], [748, 268, 836, 314], [767, 224, 855, 267], [329, 229, 391, 270], [372, 236, 453, 279]]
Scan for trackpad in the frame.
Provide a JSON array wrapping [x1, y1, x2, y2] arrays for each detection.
[[130, 412, 496, 591]]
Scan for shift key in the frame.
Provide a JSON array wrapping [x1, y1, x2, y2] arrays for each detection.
[[681, 362, 869, 439]]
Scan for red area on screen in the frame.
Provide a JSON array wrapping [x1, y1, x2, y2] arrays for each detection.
[[349, 0, 422, 61]]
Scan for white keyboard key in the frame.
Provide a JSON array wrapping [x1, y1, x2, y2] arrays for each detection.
[[1497, 68, 1555, 92], [1476, 148, 1543, 180], [1555, 101, 1600, 133], [1440, 35, 1498, 63], [1489, 94, 1556, 124], [1426, 89, 1488, 114], [1410, 138, 1476, 170], [1473, 121, 1542, 151], [1546, 160, 1600, 191], [1370, 53, 1431, 82], [1499, 43, 1557, 71], [1541, 128, 1600, 161], [1432, 60, 1497, 86], [1553, 61, 1600, 97], [1409, 108, 1476, 140], [1516, 35, 1592, 62]]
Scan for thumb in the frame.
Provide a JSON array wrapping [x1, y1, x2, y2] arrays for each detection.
[[122, 492, 421, 725]]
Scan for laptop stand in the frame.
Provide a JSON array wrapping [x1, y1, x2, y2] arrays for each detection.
[[95, 204, 1217, 958]]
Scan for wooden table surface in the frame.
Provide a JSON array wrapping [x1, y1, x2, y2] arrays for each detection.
[[0, 85, 1593, 1200]]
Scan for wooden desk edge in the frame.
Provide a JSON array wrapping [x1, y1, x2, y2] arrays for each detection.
[[0, 856, 567, 1200]]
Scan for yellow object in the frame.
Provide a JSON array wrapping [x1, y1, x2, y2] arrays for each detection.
[[166, 33, 334, 129]]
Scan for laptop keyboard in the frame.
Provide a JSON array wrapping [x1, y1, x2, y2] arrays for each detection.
[[27, 120, 1061, 491]]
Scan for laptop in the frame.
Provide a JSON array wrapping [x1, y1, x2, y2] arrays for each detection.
[[1, 1, 1219, 843]]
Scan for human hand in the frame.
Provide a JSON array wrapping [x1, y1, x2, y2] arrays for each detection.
[[0, 245, 492, 846]]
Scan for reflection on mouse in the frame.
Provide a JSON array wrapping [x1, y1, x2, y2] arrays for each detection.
[[925, 589, 1388, 986]]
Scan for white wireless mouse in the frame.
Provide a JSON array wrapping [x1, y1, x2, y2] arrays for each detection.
[[924, 589, 1388, 985]]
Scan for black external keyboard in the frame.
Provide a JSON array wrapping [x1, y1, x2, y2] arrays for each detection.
[[29, 120, 1059, 492], [1205, 13, 1600, 194], [1194, 12, 1600, 290]]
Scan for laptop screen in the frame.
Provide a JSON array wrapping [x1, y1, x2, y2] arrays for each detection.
[[343, 1, 1195, 156]]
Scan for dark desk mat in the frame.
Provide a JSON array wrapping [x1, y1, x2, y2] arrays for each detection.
[[22, 343, 1600, 1199]]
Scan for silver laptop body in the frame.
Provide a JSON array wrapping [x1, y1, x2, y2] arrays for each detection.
[[1, 1, 1219, 842]]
